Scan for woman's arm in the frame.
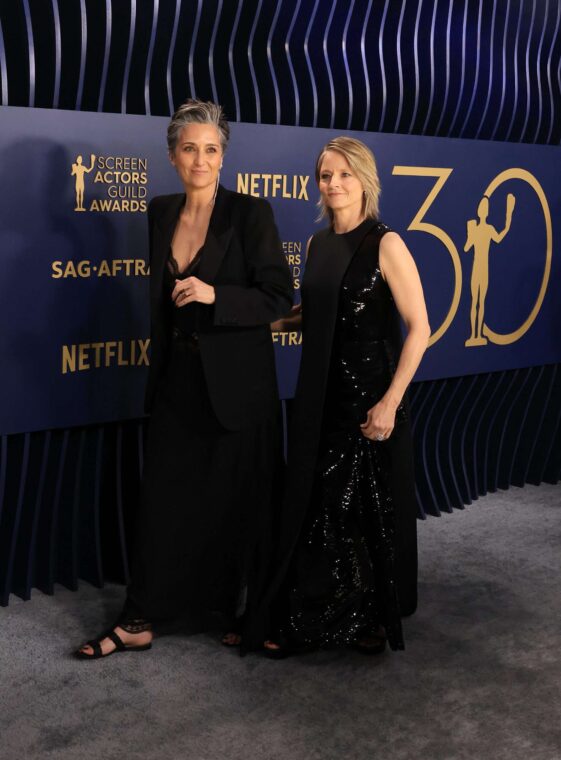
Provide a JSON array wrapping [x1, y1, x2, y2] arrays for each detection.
[[212, 198, 294, 326], [269, 237, 311, 331], [360, 231, 431, 440], [270, 303, 302, 332]]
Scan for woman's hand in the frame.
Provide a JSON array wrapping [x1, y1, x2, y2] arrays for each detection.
[[171, 277, 215, 307], [360, 398, 397, 442], [270, 303, 302, 332]]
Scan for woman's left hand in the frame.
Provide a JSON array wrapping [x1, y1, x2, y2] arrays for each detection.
[[360, 399, 396, 442], [171, 276, 216, 307]]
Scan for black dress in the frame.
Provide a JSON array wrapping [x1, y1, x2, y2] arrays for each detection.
[[269, 219, 417, 651], [124, 247, 281, 631]]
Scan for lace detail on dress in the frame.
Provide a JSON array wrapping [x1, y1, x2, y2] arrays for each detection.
[[167, 247, 202, 279]]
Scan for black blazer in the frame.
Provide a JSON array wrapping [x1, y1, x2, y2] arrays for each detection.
[[145, 186, 293, 430]]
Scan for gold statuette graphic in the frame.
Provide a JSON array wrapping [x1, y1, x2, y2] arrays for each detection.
[[71, 154, 96, 211], [463, 192, 516, 346]]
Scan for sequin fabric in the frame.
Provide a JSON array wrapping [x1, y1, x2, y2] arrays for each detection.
[[282, 221, 405, 651]]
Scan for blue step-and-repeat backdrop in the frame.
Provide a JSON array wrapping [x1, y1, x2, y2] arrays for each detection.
[[1, 106, 559, 434]]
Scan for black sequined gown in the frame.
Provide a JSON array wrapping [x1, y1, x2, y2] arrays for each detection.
[[277, 219, 415, 651]]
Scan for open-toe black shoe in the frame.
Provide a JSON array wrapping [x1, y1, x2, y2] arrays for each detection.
[[263, 635, 318, 659], [75, 626, 152, 660], [221, 632, 242, 648], [352, 630, 387, 655], [263, 639, 289, 659]]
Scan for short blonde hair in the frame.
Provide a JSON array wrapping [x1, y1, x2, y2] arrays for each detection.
[[315, 136, 381, 222]]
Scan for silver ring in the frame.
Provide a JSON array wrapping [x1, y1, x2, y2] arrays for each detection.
[[375, 434, 385, 441]]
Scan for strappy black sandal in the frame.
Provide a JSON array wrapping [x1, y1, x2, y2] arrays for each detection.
[[75, 620, 152, 660]]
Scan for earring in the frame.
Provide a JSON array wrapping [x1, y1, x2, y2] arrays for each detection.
[[213, 171, 220, 203]]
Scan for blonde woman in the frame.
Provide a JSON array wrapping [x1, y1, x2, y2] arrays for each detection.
[[262, 137, 430, 656]]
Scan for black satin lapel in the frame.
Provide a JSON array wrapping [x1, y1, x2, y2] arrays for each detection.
[[151, 187, 232, 288], [198, 185, 233, 284], [151, 194, 185, 298], [328, 232, 357, 290], [308, 230, 356, 310], [198, 227, 233, 284], [302, 230, 356, 379]]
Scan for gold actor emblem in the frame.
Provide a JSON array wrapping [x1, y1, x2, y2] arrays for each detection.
[[464, 193, 516, 346], [71, 154, 96, 211]]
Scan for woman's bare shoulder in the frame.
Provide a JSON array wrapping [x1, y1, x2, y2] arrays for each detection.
[[379, 230, 405, 251]]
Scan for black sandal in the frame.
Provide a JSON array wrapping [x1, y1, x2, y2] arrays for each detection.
[[263, 639, 289, 659], [263, 635, 318, 659], [75, 623, 152, 660], [221, 632, 242, 648], [353, 629, 387, 655]]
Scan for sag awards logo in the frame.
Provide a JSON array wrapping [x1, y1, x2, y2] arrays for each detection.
[[70, 153, 148, 213], [392, 166, 552, 349]]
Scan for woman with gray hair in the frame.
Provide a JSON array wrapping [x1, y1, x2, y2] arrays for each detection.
[[262, 137, 430, 657], [76, 99, 293, 658]]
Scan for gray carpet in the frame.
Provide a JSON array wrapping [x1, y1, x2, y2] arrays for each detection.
[[1, 484, 560, 760]]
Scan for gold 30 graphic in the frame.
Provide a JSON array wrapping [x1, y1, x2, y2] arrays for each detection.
[[392, 166, 552, 348]]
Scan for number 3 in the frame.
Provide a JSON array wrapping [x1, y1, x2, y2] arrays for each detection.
[[392, 166, 462, 347]]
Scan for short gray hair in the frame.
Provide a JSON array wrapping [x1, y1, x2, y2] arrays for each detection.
[[167, 99, 230, 154]]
